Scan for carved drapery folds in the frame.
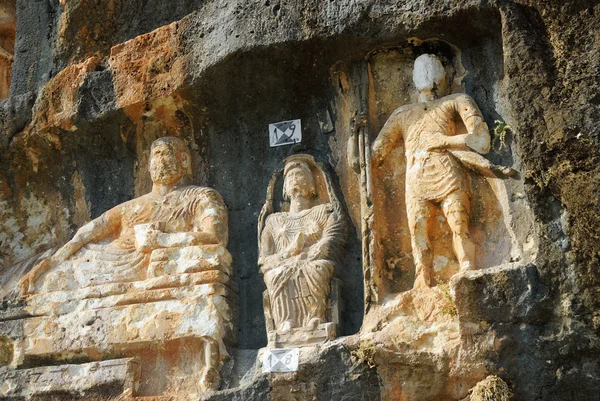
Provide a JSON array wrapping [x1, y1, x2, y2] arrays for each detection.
[[9, 137, 236, 397], [369, 54, 517, 289], [259, 154, 347, 347]]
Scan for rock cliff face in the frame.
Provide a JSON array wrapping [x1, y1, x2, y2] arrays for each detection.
[[0, 1, 599, 400]]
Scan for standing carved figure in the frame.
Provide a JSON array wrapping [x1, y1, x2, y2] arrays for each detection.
[[258, 155, 346, 345], [367, 54, 515, 288]]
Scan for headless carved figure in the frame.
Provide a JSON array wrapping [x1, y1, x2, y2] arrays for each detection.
[[370, 54, 514, 287]]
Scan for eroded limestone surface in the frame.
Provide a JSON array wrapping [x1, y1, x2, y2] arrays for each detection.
[[0, 1, 598, 401], [2, 137, 236, 398], [0, 358, 140, 399]]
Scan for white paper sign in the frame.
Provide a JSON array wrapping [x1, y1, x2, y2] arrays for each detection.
[[262, 348, 299, 373], [269, 119, 302, 147]]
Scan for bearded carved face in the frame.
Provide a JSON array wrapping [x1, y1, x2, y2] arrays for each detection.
[[149, 143, 189, 185], [283, 165, 315, 200]]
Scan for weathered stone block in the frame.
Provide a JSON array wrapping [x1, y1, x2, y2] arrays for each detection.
[[453, 263, 551, 325], [0, 358, 140, 399], [109, 21, 187, 109]]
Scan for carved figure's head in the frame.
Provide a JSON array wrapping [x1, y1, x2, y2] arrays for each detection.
[[413, 54, 447, 102], [149, 137, 192, 185], [283, 159, 316, 201]]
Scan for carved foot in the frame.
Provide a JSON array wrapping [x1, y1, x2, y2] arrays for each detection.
[[459, 261, 475, 272], [306, 317, 323, 330], [199, 367, 220, 392], [279, 320, 293, 333], [413, 272, 431, 289]]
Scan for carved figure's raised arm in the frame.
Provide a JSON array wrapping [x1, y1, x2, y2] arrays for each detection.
[[456, 94, 491, 154], [372, 110, 403, 167], [427, 95, 491, 154]]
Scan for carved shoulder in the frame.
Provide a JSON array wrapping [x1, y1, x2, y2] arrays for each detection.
[[444, 92, 473, 102], [443, 93, 478, 108], [183, 185, 225, 203], [389, 105, 409, 120], [313, 203, 334, 215], [180, 186, 226, 212], [262, 212, 284, 235], [265, 211, 284, 223], [180, 185, 228, 239]]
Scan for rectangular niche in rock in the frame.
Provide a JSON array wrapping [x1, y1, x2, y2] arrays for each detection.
[[330, 35, 539, 400], [338, 39, 537, 301]]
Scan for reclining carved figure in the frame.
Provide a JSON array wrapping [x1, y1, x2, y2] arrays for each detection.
[[20, 136, 228, 294]]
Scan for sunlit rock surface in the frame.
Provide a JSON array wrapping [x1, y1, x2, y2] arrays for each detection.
[[1, 1, 599, 400]]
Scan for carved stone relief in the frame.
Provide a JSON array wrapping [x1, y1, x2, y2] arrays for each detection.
[[258, 154, 347, 347], [6, 137, 236, 397], [368, 53, 517, 288], [0, 1, 593, 399], [342, 44, 535, 301], [0, 0, 14, 99], [333, 42, 538, 400]]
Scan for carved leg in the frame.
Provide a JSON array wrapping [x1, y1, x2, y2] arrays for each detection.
[[300, 271, 328, 328], [199, 337, 220, 392], [407, 197, 436, 288], [442, 190, 475, 271]]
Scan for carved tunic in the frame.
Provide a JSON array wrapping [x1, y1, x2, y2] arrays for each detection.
[[397, 93, 481, 201], [46, 186, 227, 290], [259, 203, 343, 330]]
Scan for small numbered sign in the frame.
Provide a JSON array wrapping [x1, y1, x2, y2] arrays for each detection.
[[262, 348, 299, 373], [269, 119, 302, 147]]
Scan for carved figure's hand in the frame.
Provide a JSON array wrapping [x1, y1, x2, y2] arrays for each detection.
[[134, 223, 164, 253], [19, 258, 53, 296], [496, 165, 518, 178], [137, 229, 161, 253], [284, 232, 306, 258], [307, 242, 325, 261], [426, 132, 449, 151], [350, 113, 368, 135]]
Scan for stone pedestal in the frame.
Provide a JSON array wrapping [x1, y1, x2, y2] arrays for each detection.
[[1, 245, 237, 399], [0, 358, 140, 399], [268, 322, 336, 348]]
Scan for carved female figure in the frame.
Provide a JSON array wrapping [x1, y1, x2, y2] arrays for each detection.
[[258, 155, 346, 341]]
